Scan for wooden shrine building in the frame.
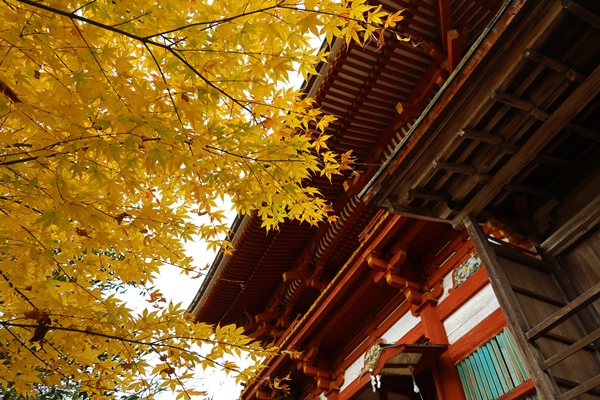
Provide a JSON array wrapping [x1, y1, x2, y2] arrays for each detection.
[[190, 0, 600, 399]]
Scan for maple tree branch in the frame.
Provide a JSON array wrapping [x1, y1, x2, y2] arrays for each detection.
[[120, 341, 153, 395], [0, 151, 64, 166], [166, 47, 253, 113], [0, 78, 20, 102], [0, 323, 63, 376], [15, 0, 255, 114], [176, 49, 298, 59], [111, 10, 152, 28], [69, 20, 130, 111], [15, 0, 146, 42], [279, 4, 406, 31], [73, 0, 96, 13], [2, 128, 162, 160], [0, 270, 36, 308], [20, 225, 110, 308], [156, 259, 245, 285], [0, 37, 72, 92], [203, 144, 304, 163], [0, 304, 114, 393], [0, 322, 266, 374], [152, 350, 191, 400], [147, 2, 285, 38], [144, 43, 184, 127]]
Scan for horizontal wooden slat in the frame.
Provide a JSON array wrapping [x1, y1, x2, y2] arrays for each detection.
[[408, 188, 451, 202], [556, 375, 600, 400], [432, 161, 476, 175], [565, 124, 600, 142], [511, 285, 566, 308], [490, 241, 552, 272], [526, 281, 600, 341], [522, 49, 569, 74], [541, 193, 600, 256], [565, 69, 586, 84], [490, 90, 535, 111], [383, 199, 451, 224], [504, 183, 550, 197], [494, 380, 536, 400], [501, 144, 574, 169], [522, 48, 587, 85], [541, 328, 600, 370], [544, 332, 595, 349], [562, 0, 600, 30], [458, 128, 504, 144]]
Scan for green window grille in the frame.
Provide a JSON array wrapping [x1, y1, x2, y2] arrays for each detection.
[[456, 328, 539, 400]]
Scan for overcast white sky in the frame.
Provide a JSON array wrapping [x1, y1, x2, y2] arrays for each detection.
[[117, 200, 243, 399], [157, 209, 243, 399]]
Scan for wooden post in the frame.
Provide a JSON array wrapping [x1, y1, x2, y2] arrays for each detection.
[[463, 215, 558, 400], [435, 0, 452, 52], [419, 304, 467, 400]]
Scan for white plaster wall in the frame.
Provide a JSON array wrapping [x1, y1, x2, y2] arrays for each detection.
[[443, 283, 500, 344], [319, 393, 327, 400], [339, 355, 363, 392], [380, 312, 420, 343], [437, 270, 454, 303]]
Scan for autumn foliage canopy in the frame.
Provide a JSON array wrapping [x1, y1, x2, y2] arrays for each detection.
[[0, 0, 403, 398]]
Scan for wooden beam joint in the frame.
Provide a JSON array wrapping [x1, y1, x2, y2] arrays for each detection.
[[562, 0, 600, 30], [408, 188, 451, 202], [490, 90, 535, 112], [433, 160, 476, 175], [522, 49, 587, 84], [382, 199, 451, 224], [283, 269, 312, 283], [458, 128, 504, 145]]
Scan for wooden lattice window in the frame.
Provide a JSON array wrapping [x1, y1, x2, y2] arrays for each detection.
[[456, 328, 538, 400]]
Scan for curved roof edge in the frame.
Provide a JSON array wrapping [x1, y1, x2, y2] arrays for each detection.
[[187, 214, 251, 318], [187, 38, 344, 319]]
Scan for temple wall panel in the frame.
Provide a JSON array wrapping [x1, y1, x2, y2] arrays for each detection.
[[380, 311, 421, 344], [339, 355, 363, 393], [444, 283, 500, 344]]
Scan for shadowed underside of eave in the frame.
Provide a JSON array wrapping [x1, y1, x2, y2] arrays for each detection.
[[372, 0, 600, 237]]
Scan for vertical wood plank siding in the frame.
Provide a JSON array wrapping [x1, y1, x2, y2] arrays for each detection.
[[457, 329, 539, 400]]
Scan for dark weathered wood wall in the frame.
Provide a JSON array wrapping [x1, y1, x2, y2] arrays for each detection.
[[499, 250, 600, 398]]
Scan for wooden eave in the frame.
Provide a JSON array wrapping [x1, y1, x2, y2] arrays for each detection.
[[365, 0, 600, 235], [370, 343, 448, 376], [192, 0, 505, 357], [241, 215, 458, 400]]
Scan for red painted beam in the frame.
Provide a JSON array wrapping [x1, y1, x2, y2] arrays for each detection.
[[435, 0, 453, 51], [242, 213, 404, 399], [312, 269, 377, 342], [420, 304, 467, 400], [495, 380, 536, 400]]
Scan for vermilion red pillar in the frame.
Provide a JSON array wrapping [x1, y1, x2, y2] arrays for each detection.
[[419, 303, 466, 400]]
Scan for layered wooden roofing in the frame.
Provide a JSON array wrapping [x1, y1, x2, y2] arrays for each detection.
[[190, 0, 503, 331]]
